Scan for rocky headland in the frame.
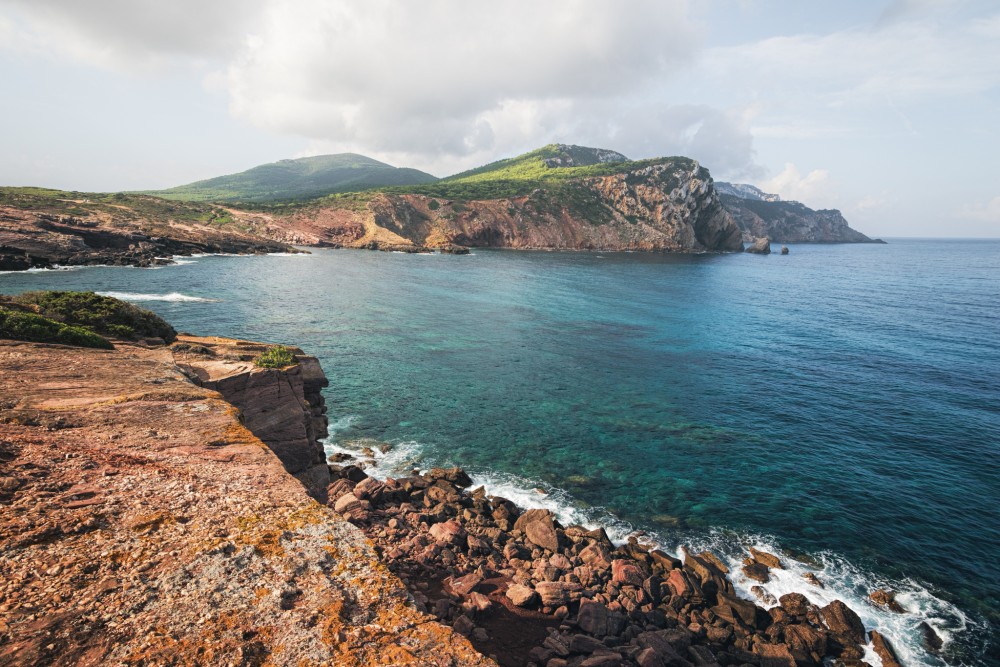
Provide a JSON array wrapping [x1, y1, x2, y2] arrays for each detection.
[[714, 184, 882, 244], [0, 331, 490, 666], [0, 190, 296, 272]]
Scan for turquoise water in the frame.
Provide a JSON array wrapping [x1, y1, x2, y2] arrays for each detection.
[[2, 241, 998, 666]]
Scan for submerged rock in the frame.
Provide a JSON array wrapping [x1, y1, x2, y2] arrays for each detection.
[[745, 236, 772, 254]]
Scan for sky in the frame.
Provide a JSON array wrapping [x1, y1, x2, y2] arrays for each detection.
[[1, 0, 998, 238]]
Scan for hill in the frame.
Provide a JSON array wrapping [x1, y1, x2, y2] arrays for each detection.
[[227, 144, 745, 253], [148, 153, 437, 203], [716, 182, 882, 243]]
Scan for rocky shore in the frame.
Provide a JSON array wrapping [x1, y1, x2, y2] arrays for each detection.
[[324, 458, 910, 667], [0, 312, 915, 666]]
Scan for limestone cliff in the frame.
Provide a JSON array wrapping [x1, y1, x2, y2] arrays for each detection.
[[0, 338, 494, 666], [231, 154, 744, 253], [716, 184, 882, 243]]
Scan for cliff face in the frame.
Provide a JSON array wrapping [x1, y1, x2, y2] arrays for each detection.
[[0, 338, 493, 666], [174, 336, 332, 501], [232, 160, 744, 253], [717, 189, 881, 243]]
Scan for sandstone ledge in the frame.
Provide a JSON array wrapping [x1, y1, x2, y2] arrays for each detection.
[[0, 339, 493, 666]]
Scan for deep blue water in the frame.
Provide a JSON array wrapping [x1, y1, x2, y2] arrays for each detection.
[[2, 240, 998, 666]]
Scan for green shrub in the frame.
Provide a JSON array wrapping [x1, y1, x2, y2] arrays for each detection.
[[0, 308, 113, 349], [428, 199, 440, 211], [14, 291, 177, 342], [254, 345, 295, 369]]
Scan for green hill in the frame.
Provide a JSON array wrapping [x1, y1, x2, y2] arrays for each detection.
[[323, 144, 674, 204], [147, 153, 438, 203]]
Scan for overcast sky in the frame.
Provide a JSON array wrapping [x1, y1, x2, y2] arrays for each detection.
[[1, 0, 998, 237]]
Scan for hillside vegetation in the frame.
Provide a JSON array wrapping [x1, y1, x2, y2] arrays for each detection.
[[148, 153, 437, 203]]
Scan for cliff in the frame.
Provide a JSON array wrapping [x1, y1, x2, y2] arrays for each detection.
[[0, 188, 297, 271], [715, 184, 882, 244], [0, 336, 493, 666], [230, 149, 744, 253]]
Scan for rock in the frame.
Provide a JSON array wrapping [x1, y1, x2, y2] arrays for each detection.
[[697, 551, 729, 574], [751, 585, 777, 606], [802, 572, 824, 588], [918, 621, 944, 653], [611, 559, 646, 587], [569, 634, 606, 653], [333, 492, 361, 514], [505, 584, 538, 608], [778, 592, 810, 617], [650, 549, 682, 571], [749, 548, 783, 569], [819, 600, 866, 646], [579, 654, 624, 667], [713, 593, 759, 629], [445, 572, 483, 597], [635, 631, 689, 665], [429, 519, 467, 546], [741, 558, 770, 583], [636, 647, 667, 667], [753, 642, 795, 667], [577, 598, 626, 637], [535, 581, 582, 607], [427, 467, 474, 488], [667, 569, 693, 598], [687, 645, 721, 667], [869, 589, 905, 613], [463, 591, 492, 615], [784, 623, 827, 659], [514, 509, 560, 553], [452, 614, 475, 637], [549, 553, 572, 570], [579, 543, 614, 569], [745, 237, 771, 254], [869, 630, 903, 667], [780, 245, 789, 254], [543, 635, 570, 656]]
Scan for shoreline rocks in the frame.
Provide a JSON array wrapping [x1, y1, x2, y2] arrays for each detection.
[[326, 458, 886, 667]]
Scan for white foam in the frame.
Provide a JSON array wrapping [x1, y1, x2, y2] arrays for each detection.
[[682, 531, 979, 667], [96, 291, 217, 302]]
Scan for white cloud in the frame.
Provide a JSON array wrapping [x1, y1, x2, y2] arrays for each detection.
[[757, 163, 836, 207], [958, 196, 1000, 223]]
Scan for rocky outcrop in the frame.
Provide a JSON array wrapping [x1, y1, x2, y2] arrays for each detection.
[[232, 159, 744, 253], [744, 237, 771, 254], [0, 203, 295, 271], [173, 336, 332, 500], [718, 191, 883, 244], [0, 338, 492, 666]]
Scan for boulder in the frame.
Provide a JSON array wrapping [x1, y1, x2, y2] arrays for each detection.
[[577, 598, 626, 637], [505, 583, 538, 608], [869, 630, 903, 667], [333, 492, 361, 514], [752, 642, 795, 667], [745, 237, 771, 254], [751, 585, 777, 606], [780, 245, 789, 254], [612, 559, 646, 587], [778, 592, 810, 617], [667, 568, 692, 598], [535, 581, 583, 607], [869, 589, 905, 613], [802, 572, 824, 588], [429, 519, 466, 546], [445, 572, 482, 597], [819, 600, 866, 646], [741, 558, 770, 583], [918, 621, 943, 654], [650, 549, 682, 571], [579, 543, 613, 569], [749, 548, 783, 569], [514, 508, 560, 552], [426, 467, 473, 488], [579, 654, 624, 667]]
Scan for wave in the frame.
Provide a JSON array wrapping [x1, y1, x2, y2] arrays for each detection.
[[96, 291, 217, 303], [322, 429, 984, 666]]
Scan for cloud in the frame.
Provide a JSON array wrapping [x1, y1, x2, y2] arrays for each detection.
[[958, 196, 1000, 223], [757, 163, 835, 207]]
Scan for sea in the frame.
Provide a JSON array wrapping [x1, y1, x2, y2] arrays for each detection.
[[2, 239, 998, 666]]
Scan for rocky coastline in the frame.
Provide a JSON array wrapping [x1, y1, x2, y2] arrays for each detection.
[[0, 317, 920, 666], [322, 456, 912, 667]]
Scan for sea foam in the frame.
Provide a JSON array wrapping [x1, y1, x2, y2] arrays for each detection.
[[96, 291, 217, 302]]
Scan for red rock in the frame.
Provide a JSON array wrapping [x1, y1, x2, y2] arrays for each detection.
[[667, 569, 691, 598], [445, 572, 482, 597], [505, 583, 538, 608], [334, 492, 361, 513], [778, 592, 810, 617], [820, 600, 866, 646], [749, 548, 783, 569], [753, 643, 796, 667], [429, 519, 466, 546], [741, 558, 770, 583], [579, 543, 613, 569], [611, 559, 645, 587], [870, 630, 903, 667], [535, 581, 582, 607]]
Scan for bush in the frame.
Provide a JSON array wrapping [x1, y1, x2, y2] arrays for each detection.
[[254, 345, 295, 369], [0, 308, 113, 349], [14, 291, 177, 342]]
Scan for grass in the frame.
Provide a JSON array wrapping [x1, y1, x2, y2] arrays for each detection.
[[254, 345, 296, 369], [11, 291, 177, 342]]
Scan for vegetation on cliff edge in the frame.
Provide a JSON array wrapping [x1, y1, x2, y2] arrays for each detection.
[[9, 291, 177, 343], [0, 307, 113, 349]]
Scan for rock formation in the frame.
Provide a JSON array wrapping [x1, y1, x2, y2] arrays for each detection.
[[0, 336, 491, 666], [745, 237, 771, 254], [716, 183, 883, 244], [230, 157, 745, 254]]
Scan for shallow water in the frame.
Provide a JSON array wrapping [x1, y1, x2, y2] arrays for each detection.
[[3, 240, 998, 665]]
